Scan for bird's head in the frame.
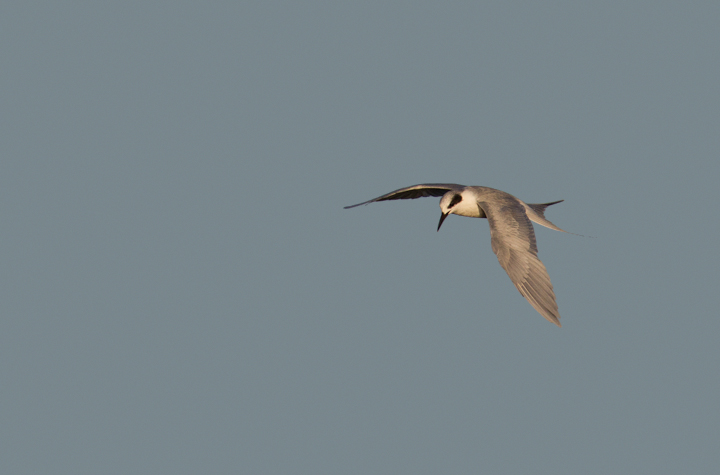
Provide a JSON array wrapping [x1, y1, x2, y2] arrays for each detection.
[[437, 191, 464, 231]]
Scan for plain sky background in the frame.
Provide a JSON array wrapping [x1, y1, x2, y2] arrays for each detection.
[[2, 1, 719, 474]]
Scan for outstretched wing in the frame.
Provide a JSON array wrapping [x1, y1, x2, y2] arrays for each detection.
[[478, 197, 561, 327], [344, 184, 463, 209]]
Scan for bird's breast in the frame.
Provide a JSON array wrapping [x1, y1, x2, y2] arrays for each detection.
[[452, 200, 486, 218]]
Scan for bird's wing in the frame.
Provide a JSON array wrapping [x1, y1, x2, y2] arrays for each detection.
[[344, 184, 462, 209], [478, 198, 561, 326]]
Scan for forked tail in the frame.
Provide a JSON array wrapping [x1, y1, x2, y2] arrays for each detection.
[[523, 200, 593, 237]]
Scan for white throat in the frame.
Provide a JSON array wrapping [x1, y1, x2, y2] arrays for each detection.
[[450, 197, 483, 217]]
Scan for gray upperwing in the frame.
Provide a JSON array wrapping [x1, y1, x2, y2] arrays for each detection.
[[479, 199, 561, 327], [344, 183, 463, 209]]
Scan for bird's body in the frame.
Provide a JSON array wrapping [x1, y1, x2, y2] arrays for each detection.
[[345, 184, 570, 327]]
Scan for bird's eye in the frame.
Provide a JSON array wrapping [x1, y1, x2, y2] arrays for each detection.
[[449, 194, 463, 208]]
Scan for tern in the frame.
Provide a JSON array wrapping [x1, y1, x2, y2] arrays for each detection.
[[345, 184, 572, 327]]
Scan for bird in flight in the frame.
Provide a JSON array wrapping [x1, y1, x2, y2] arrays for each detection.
[[345, 183, 572, 327]]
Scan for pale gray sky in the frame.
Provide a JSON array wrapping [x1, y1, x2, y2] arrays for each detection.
[[1, 1, 719, 474]]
